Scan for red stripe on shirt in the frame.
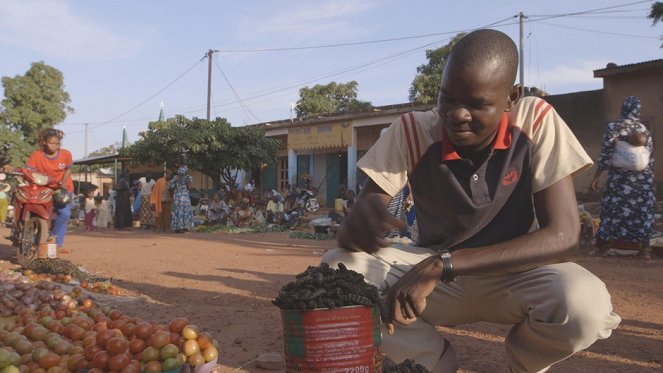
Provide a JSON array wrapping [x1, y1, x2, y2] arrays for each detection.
[[532, 104, 552, 133], [408, 112, 422, 162], [401, 115, 416, 170], [534, 99, 546, 114]]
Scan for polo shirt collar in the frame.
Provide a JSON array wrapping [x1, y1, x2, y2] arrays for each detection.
[[441, 112, 511, 161]]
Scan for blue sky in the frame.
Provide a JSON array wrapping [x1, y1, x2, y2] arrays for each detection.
[[1, 0, 661, 159]]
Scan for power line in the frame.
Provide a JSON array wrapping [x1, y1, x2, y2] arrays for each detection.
[[526, 0, 653, 20], [212, 58, 260, 123], [215, 16, 517, 53], [65, 56, 206, 134], [534, 20, 659, 39]]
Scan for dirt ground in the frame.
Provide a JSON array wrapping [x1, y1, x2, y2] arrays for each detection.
[[0, 225, 661, 373]]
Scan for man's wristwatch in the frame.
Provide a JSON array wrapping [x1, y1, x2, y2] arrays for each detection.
[[439, 250, 456, 283]]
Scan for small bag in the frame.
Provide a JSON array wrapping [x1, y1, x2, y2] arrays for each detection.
[[611, 140, 650, 171]]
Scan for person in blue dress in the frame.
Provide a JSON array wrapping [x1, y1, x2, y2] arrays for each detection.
[[169, 166, 194, 233], [590, 96, 655, 260]]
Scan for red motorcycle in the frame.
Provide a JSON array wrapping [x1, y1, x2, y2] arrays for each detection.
[[7, 168, 53, 265]]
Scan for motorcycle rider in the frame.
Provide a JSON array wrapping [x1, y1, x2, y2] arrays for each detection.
[[25, 128, 74, 254]]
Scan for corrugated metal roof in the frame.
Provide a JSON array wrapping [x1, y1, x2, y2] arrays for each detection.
[[594, 59, 663, 78]]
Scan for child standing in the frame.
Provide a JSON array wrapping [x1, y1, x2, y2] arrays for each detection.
[[84, 190, 96, 231], [95, 195, 112, 229]]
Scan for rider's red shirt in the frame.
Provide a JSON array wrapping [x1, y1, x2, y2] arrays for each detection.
[[26, 149, 74, 192]]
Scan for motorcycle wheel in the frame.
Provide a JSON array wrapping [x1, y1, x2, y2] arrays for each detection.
[[17, 216, 48, 266], [305, 199, 320, 212]]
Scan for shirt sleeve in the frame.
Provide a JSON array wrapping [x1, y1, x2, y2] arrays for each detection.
[[62, 150, 73, 169], [25, 151, 40, 170], [357, 112, 433, 197], [524, 99, 593, 193]]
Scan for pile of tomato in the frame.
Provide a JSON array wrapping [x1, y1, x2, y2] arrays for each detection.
[[0, 271, 219, 373]]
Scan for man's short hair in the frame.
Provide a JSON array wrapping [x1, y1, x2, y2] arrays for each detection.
[[446, 29, 519, 88]]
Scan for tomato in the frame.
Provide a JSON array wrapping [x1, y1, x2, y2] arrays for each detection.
[[106, 337, 129, 355], [67, 354, 84, 371], [92, 322, 108, 333], [168, 318, 190, 334], [110, 319, 126, 330], [31, 348, 49, 363], [159, 344, 179, 360], [181, 325, 199, 340], [188, 353, 205, 367], [148, 331, 170, 349], [128, 338, 146, 355], [141, 346, 159, 362], [183, 340, 200, 357], [37, 353, 60, 370], [108, 353, 130, 371], [13, 339, 33, 355], [134, 322, 153, 340], [109, 310, 122, 321], [91, 350, 110, 370], [202, 346, 218, 362], [197, 332, 213, 350], [161, 357, 182, 372], [84, 344, 102, 361], [120, 360, 140, 373], [96, 329, 115, 349], [120, 323, 136, 338]]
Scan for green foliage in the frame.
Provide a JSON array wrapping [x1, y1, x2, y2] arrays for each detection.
[[194, 224, 286, 234], [295, 81, 372, 118], [408, 33, 465, 104], [128, 116, 281, 190], [288, 231, 334, 240], [649, 2, 663, 47], [0, 126, 33, 167], [1, 62, 73, 145]]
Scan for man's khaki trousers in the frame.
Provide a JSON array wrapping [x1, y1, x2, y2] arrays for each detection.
[[321, 245, 621, 373]]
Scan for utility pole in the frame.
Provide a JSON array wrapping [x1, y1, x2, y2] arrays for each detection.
[[206, 49, 213, 121], [84, 123, 88, 158], [519, 12, 526, 96]]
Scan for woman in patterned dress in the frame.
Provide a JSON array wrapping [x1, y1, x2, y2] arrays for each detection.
[[169, 166, 194, 233], [590, 96, 655, 260]]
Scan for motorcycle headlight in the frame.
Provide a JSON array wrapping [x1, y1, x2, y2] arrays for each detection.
[[31, 172, 49, 186]]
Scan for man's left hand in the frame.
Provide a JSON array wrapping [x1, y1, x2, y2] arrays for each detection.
[[384, 255, 444, 335]]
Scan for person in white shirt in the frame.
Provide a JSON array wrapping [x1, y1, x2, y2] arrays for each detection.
[[138, 171, 157, 228]]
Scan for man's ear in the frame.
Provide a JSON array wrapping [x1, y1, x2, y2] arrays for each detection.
[[505, 84, 521, 112]]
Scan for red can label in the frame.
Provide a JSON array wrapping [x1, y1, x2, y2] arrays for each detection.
[[282, 306, 382, 372]]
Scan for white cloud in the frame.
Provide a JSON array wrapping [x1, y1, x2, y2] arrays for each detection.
[[529, 59, 608, 92], [252, 1, 377, 37], [0, 0, 142, 61]]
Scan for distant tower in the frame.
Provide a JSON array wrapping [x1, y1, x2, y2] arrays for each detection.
[[121, 126, 129, 149], [158, 101, 166, 122]]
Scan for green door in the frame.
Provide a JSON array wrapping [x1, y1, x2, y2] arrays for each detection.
[[297, 155, 310, 188], [262, 164, 277, 192]]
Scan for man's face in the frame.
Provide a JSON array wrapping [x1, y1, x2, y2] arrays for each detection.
[[438, 59, 517, 153]]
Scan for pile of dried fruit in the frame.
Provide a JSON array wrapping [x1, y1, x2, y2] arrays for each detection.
[[382, 357, 430, 373], [272, 262, 380, 310]]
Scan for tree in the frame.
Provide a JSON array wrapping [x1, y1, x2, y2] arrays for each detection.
[[0, 126, 33, 167], [1, 61, 74, 145], [408, 33, 465, 104], [649, 1, 663, 47], [129, 116, 281, 190], [295, 81, 372, 119]]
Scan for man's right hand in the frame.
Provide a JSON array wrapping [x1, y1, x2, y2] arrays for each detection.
[[336, 181, 406, 254]]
